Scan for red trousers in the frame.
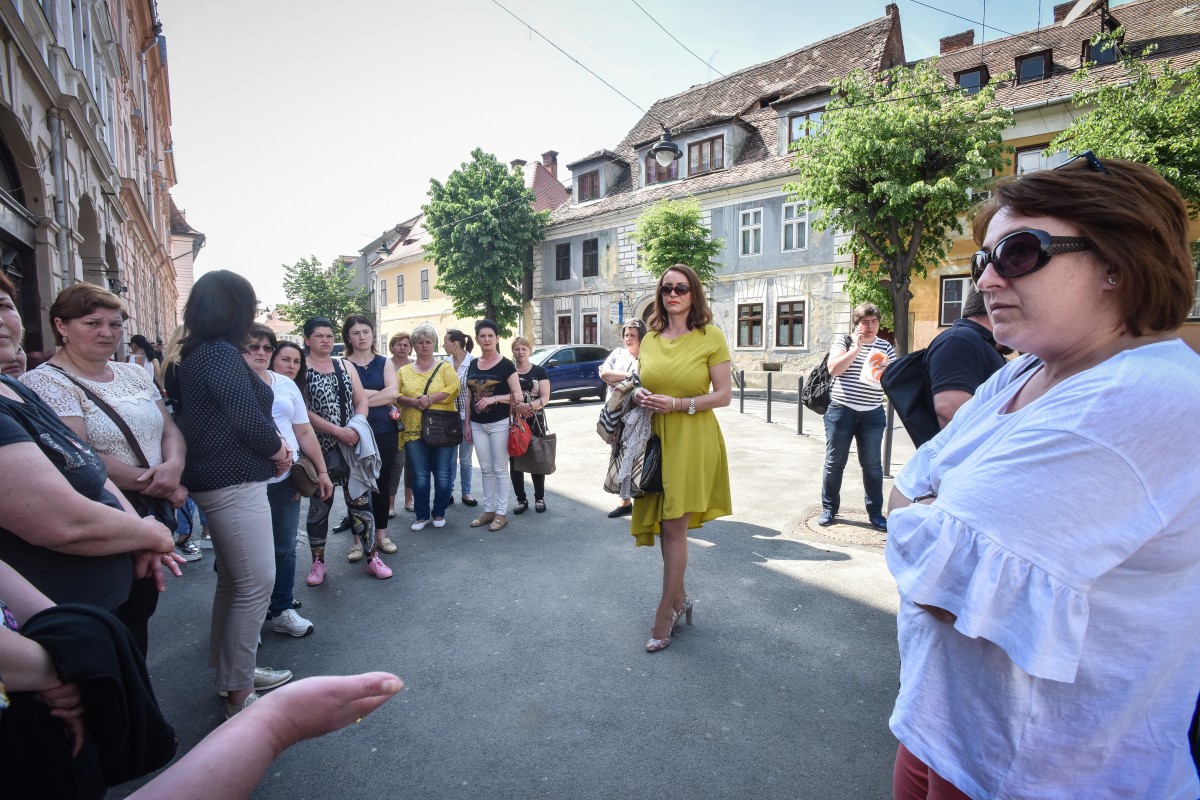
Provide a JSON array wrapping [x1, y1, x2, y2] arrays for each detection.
[[894, 743, 973, 800]]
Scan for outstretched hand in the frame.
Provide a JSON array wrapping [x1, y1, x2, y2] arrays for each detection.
[[253, 672, 404, 753]]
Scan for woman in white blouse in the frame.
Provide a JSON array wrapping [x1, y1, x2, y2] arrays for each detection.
[[21, 283, 187, 654], [886, 156, 1200, 799]]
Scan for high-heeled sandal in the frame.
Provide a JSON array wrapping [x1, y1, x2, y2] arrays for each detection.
[[646, 608, 681, 653]]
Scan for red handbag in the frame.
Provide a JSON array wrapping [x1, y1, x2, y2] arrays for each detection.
[[508, 407, 531, 457]]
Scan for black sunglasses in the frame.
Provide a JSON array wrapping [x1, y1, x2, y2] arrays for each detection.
[[659, 282, 691, 297], [245, 343, 274, 353], [971, 229, 1094, 285], [1056, 150, 1107, 173]]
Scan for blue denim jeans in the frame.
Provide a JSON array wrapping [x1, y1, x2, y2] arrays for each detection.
[[266, 479, 301, 616], [821, 402, 886, 518], [405, 438, 456, 520], [452, 438, 474, 497]]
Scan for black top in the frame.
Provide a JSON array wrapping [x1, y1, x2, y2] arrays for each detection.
[[0, 376, 131, 611], [466, 357, 518, 425], [177, 339, 280, 492], [926, 318, 1006, 398], [516, 363, 549, 437], [348, 354, 393, 435]]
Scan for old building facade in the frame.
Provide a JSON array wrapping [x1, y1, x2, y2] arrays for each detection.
[[0, 0, 181, 353]]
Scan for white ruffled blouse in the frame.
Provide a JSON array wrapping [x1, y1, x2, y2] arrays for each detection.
[[887, 341, 1200, 800]]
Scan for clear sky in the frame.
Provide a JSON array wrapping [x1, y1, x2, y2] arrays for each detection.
[[159, 0, 1127, 306]]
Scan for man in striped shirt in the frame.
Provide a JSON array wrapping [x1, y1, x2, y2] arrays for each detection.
[[818, 303, 895, 531]]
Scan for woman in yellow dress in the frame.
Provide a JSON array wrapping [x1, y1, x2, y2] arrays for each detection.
[[633, 263, 732, 653]]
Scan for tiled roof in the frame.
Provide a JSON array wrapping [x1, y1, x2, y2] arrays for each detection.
[[550, 7, 904, 225], [376, 214, 430, 265], [168, 197, 202, 236], [525, 161, 570, 212], [935, 0, 1200, 109], [565, 149, 621, 168]]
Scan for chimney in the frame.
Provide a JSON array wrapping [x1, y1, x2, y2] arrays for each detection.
[[885, 3, 897, 17], [509, 158, 527, 172], [1053, 1, 1075, 23], [940, 30, 975, 54], [541, 150, 559, 179]]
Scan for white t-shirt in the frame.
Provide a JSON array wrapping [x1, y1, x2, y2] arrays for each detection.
[[887, 340, 1200, 800], [267, 371, 308, 484]]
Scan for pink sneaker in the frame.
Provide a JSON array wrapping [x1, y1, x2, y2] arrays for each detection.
[[366, 553, 392, 580], [306, 559, 326, 586]]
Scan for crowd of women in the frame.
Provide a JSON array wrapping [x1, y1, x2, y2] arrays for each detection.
[[2, 154, 1198, 799]]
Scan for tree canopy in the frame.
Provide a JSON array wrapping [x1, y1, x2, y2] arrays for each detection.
[[629, 196, 724, 287], [276, 256, 371, 333], [786, 59, 1012, 353], [1049, 40, 1200, 238], [422, 148, 548, 336]]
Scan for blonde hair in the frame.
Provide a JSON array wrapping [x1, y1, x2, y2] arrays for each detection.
[[411, 322, 439, 345], [511, 336, 532, 352]]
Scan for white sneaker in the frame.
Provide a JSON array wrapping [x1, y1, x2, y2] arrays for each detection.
[[411, 519, 429, 531], [432, 518, 446, 528], [272, 608, 314, 638]]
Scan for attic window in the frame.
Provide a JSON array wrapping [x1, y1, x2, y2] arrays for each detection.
[[955, 67, 989, 94], [788, 109, 824, 145], [644, 153, 678, 186], [758, 94, 781, 110], [1016, 50, 1051, 84], [688, 135, 724, 176], [1084, 36, 1121, 65], [577, 170, 600, 202]]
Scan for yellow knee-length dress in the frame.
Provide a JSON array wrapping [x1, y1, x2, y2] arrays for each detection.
[[631, 324, 732, 546]]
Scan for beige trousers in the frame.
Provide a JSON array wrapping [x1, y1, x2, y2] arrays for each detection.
[[192, 481, 274, 694]]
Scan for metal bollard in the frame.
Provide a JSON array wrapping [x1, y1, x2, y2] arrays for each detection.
[[739, 370, 745, 413], [797, 376, 804, 435], [883, 403, 896, 478], [766, 372, 773, 424]]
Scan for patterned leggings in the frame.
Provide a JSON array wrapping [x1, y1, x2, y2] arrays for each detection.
[[306, 482, 375, 557]]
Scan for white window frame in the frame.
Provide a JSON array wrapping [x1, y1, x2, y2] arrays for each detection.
[[420, 268, 429, 301], [739, 208, 763, 257], [735, 300, 765, 350], [396, 274, 405, 304], [781, 202, 808, 252], [1016, 146, 1069, 175], [940, 276, 971, 326], [379, 278, 387, 308]]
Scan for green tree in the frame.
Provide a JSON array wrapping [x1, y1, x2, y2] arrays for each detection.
[[786, 59, 1012, 353], [276, 256, 371, 332], [422, 148, 548, 335], [1048, 40, 1200, 257], [630, 197, 724, 286]]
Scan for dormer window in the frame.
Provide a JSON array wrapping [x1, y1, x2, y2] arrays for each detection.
[[1016, 50, 1051, 84], [1084, 36, 1121, 65], [688, 135, 724, 176], [955, 67, 989, 94], [787, 109, 824, 145], [577, 170, 600, 202], [644, 153, 678, 185]]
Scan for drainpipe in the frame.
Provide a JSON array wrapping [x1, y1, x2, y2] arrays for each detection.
[[45, 0, 71, 287]]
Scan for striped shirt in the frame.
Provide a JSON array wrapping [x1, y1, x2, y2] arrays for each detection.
[[829, 336, 895, 411]]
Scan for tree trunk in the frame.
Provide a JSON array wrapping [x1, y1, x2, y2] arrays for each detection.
[[889, 281, 913, 356]]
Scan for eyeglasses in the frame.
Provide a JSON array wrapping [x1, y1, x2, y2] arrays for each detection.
[[971, 229, 1094, 284], [659, 282, 691, 297], [245, 343, 274, 353], [1056, 150, 1106, 173]]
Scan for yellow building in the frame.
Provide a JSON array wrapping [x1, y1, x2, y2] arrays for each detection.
[[909, 0, 1200, 353]]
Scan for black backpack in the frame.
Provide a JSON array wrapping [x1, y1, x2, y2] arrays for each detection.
[[880, 348, 940, 447], [801, 336, 851, 416]]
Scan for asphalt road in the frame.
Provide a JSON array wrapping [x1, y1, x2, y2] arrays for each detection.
[[115, 399, 904, 800]]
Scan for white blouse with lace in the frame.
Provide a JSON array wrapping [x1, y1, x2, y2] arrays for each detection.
[[886, 341, 1200, 800], [20, 362, 165, 468]]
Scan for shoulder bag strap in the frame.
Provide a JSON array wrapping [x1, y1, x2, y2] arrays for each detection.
[[422, 361, 445, 396], [46, 364, 151, 469]]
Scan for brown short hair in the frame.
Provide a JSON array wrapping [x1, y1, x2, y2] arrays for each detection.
[[388, 331, 411, 352], [49, 283, 127, 346], [972, 157, 1193, 336], [648, 263, 712, 334], [851, 303, 880, 326], [247, 323, 277, 348]]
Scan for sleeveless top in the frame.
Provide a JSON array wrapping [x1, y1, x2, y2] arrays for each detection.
[[307, 359, 354, 451], [348, 354, 393, 435]]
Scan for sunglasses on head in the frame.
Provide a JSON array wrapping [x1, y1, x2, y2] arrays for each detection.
[[971, 229, 1094, 285], [659, 282, 691, 297]]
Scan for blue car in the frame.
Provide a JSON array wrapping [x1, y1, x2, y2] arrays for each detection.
[[529, 344, 610, 401]]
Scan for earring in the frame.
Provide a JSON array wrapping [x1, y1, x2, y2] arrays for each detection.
[[1107, 277, 1117, 285]]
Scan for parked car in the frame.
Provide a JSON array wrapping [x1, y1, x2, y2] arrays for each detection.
[[529, 344, 610, 401]]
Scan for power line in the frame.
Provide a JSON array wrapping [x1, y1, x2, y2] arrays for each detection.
[[630, 0, 726, 77], [907, 0, 1018, 39], [486, 0, 658, 123]]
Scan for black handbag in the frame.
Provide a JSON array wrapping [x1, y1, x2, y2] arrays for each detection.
[[419, 363, 463, 447], [639, 434, 663, 494], [48, 365, 178, 532], [880, 348, 939, 448]]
